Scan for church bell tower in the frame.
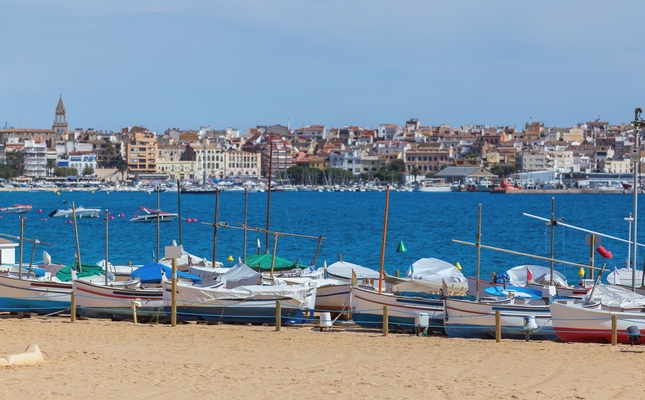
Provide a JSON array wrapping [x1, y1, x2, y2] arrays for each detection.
[[52, 96, 68, 133]]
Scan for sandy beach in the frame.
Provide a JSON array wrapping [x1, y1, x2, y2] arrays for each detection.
[[1, 315, 644, 399]]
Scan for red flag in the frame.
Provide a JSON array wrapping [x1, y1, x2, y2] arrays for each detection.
[[527, 267, 533, 282]]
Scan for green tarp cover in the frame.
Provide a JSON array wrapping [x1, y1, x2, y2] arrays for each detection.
[[55, 263, 106, 282], [245, 253, 308, 272]]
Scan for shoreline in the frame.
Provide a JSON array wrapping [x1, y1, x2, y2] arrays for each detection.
[[1, 314, 644, 399]]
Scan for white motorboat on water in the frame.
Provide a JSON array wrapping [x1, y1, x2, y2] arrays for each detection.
[[129, 206, 178, 223], [49, 205, 101, 218], [0, 204, 32, 214]]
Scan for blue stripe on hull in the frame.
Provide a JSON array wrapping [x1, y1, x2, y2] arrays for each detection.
[[352, 313, 444, 333], [0, 297, 69, 314], [444, 324, 558, 340], [77, 307, 167, 322], [165, 306, 308, 325]]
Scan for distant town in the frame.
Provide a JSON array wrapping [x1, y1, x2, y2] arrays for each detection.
[[0, 97, 639, 191]]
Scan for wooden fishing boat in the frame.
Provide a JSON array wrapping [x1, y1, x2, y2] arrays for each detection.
[[163, 281, 316, 325], [444, 297, 557, 340], [73, 279, 165, 322]]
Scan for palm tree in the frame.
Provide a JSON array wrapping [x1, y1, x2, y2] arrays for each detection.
[[46, 159, 57, 177], [117, 162, 129, 182]]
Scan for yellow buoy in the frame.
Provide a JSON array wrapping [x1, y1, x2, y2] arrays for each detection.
[[227, 255, 234, 262], [455, 262, 462, 271], [578, 267, 585, 277]]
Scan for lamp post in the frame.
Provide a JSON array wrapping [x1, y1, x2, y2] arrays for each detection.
[[631, 108, 644, 292]]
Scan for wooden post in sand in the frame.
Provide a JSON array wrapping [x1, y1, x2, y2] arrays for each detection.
[[171, 257, 177, 327], [70, 291, 76, 323], [383, 306, 389, 337], [276, 300, 281, 331], [611, 315, 617, 346], [495, 310, 501, 342]]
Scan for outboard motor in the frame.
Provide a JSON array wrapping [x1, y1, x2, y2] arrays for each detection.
[[626, 325, 641, 346], [49, 209, 58, 217]]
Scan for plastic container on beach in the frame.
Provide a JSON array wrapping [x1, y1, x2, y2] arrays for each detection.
[[319, 312, 332, 328]]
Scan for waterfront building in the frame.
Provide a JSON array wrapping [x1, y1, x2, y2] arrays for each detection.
[[23, 139, 47, 178], [125, 131, 158, 179], [156, 159, 197, 181], [224, 150, 261, 179], [434, 166, 496, 184], [59, 152, 97, 175], [405, 144, 452, 174], [517, 149, 548, 171], [360, 155, 380, 176], [307, 156, 329, 171]]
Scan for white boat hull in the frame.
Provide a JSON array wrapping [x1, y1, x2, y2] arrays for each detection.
[[350, 286, 444, 332], [550, 301, 645, 344], [0, 274, 71, 313], [73, 280, 165, 321], [444, 297, 557, 340]]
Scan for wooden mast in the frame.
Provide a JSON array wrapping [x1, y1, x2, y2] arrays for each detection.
[[378, 186, 390, 294], [104, 208, 109, 286], [265, 141, 273, 253], [72, 202, 82, 272], [212, 188, 220, 266]]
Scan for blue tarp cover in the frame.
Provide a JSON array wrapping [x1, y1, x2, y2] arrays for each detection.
[[131, 262, 202, 284]]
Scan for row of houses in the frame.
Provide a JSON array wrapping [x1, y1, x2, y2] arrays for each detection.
[[0, 98, 642, 183]]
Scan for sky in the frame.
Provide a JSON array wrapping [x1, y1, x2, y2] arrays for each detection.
[[2, 1, 645, 134]]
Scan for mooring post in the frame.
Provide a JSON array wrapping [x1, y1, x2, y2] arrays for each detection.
[[495, 310, 501, 342], [70, 291, 76, 323], [611, 315, 618, 346], [276, 300, 281, 331], [383, 306, 389, 337]]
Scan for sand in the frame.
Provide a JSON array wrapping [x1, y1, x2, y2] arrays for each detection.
[[1, 315, 644, 400]]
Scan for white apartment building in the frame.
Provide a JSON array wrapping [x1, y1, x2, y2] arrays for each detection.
[[23, 139, 47, 178]]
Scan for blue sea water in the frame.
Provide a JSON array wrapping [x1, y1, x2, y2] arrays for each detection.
[[0, 190, 642, 284]]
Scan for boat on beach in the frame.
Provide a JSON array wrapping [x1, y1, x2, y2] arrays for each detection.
[[129, 206, 178, 223], [0, 273, 71, 314], [443, 296, 558, 340], [163, 281, 316, 325], [0, 204, 32, 214], [350, 285, 446, 333], [73, 279, 166, 322]]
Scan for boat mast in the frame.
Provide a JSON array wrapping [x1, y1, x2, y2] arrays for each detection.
[[547, 197, 563, 284], [265, 141, 273, 253], [105, 208, 109, 286], [212, 188, 220, 265], [19, 216, 24, 280], [156, 187, 160, 263], [632, 108, 644, 291], [177, 180, 182, 246], [475, 204, 482, 302], [72, 202, 82, 272], [243, 187, 248, 264], [202, 137, 207, 188], [378, 186, 390, 294]]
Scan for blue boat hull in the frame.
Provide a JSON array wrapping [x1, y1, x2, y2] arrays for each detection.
[[165, 306, 310, 325], [0, 297, 70, 314]]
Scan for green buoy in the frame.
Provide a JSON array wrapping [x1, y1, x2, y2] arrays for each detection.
[[396, 241, 407, 253]]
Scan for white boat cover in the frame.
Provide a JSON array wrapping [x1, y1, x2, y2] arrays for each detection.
[[326, 261, 379, 280], [215, 262, 262, 289], [506, 265, 568, 287], [188, 266, 229, 284], [406, 258, 466, 282], [587, 284, 645, 309], [172, 282, 312, 304], [606, 267, 644, 285]]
